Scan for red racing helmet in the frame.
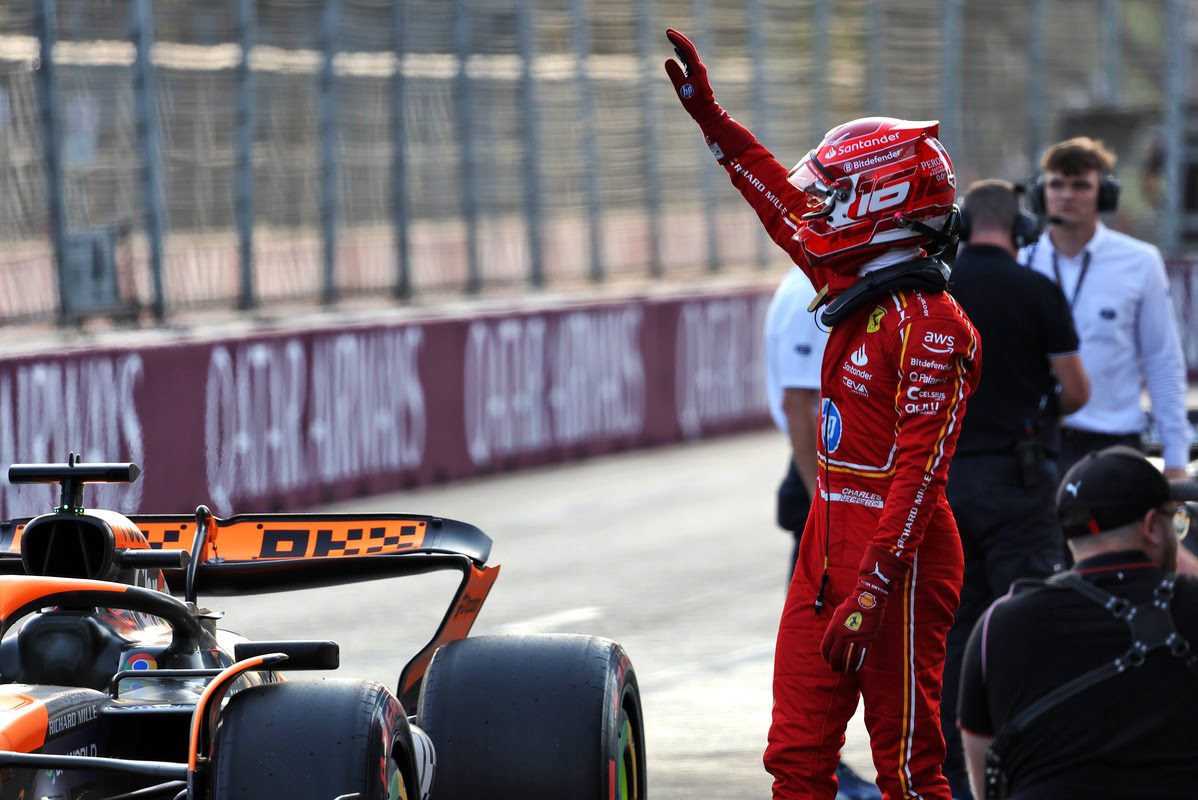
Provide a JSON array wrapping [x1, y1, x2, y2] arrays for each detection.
[[787, 117, 957, 272]]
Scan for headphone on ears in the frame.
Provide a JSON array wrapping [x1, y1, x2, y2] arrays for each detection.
[[1028, 172, 1121, 215], [958, 205, 1042, 249]]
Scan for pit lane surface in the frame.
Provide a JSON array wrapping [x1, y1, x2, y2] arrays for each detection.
[[214, 430, 874, 797]]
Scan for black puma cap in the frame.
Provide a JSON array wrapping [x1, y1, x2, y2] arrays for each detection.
[[1056, 445, 1191, 537]]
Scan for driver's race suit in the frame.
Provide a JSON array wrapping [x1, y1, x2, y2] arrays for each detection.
[[722, 134, 981, 799]]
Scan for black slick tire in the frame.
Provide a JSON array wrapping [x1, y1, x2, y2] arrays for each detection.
[[416, 633, 646, 800], [208, 678, 414, 799]]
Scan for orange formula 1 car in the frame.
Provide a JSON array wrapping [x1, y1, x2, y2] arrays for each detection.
[[0, 457, 645, 800]]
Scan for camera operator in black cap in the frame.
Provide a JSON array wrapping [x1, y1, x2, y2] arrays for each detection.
[[956, 445, 1198, 799]]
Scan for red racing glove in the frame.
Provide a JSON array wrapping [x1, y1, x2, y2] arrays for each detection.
[[820, 543, 911, 673], [663, 28, 753, 163]]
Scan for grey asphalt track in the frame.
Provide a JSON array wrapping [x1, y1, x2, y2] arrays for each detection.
[[212, 429, 875, 798]]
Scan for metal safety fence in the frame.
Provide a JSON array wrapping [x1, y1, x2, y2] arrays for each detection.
[[0, 0, 1195, 325]]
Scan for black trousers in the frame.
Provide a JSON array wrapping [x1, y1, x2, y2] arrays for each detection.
[[776, 459, 812, 583], [940, 453, 1065, 800]]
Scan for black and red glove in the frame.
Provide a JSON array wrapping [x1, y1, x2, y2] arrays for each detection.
[[663, 29, 753, 162], [820, 543, 911, 673]]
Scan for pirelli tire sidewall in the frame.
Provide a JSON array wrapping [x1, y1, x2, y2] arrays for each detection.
[[208, 678, 414, 800], [416, 633, 646, 800]]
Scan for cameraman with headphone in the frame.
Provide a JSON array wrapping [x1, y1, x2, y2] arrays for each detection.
[[1021, 137, 1191, 482], [940, 179, 1090, 799]]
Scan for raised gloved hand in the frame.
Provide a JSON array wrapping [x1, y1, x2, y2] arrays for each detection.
[[663, 28, 722, 126], [820, 543, 911, 673], [663, 29, 752, 162]]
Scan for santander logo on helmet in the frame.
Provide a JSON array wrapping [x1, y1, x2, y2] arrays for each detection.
[[788, 117, 956, 273], [827, 131, 904, 160]]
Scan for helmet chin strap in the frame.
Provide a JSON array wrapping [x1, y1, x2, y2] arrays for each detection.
[[894, 206, 962, 264]]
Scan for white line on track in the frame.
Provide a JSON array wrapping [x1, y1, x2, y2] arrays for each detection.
[[643, 641, 776, 689], [498, 606, 602, 634]]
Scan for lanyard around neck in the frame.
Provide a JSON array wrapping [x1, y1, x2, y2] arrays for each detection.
[[1050, 248, 1092, 310]]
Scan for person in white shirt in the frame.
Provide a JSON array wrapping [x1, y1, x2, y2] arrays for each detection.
[[1020, 137, 1192, 482], [764, 266, 828, 581]]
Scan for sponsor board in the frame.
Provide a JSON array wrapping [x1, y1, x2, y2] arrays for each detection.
[[0, 289, 777, 517]]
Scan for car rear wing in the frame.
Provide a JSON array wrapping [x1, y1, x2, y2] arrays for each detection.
[[2, 510, 492, 592], [1, 510, 501, 711], [2, 459, 503, 707], [131, 509, 493, 591]]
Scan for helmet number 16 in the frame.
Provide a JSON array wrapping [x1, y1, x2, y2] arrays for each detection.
[[852, 181, 911, 219]]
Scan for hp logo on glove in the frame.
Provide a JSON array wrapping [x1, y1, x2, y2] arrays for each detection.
[[680, 84, 695, 99]]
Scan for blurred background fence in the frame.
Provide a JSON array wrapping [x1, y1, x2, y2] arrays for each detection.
[[0, 0, 1196, 326]]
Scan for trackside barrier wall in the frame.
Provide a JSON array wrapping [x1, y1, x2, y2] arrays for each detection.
[[0, 287, 774, 519], [3, 266, 1197, 520]]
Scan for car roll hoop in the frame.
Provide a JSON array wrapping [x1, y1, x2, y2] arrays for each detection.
[[8, 452, 140, 516]]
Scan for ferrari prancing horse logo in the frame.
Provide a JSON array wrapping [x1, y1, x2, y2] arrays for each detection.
[[867, 306, 886, 333]]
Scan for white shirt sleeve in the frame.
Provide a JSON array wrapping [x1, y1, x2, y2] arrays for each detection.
[[777, 300, 827, 391], [765, 268, 828, 432], [1139, 252, 1192, 468]]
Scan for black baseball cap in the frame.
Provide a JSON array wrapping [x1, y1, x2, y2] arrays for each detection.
[[1056, 445, 1190, 537]]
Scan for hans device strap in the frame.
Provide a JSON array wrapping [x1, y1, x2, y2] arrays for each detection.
[[818, 258, 950, 328]]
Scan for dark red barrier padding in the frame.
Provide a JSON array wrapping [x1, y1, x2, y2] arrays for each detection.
[[0, 288, 775, 518]]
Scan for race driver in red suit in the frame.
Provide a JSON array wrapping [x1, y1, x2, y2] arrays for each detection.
[[664, 30, 981, 800]]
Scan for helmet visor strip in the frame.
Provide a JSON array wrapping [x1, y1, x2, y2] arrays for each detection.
[[788, 151, 847, 219]]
